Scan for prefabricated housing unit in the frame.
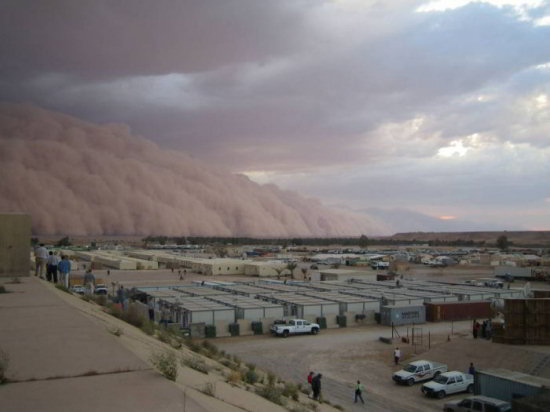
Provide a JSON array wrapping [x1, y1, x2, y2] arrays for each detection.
[[475, 369, 550, 403]]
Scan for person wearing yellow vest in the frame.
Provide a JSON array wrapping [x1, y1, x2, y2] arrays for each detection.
[[354, 380, 365, 404]]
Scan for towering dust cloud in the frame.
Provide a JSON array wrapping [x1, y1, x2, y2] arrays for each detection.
[[0, 104, 386, 236]]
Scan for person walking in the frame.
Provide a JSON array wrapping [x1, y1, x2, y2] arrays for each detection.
[[58, 255, 72, 288], [35, 243, 49, 278], [468, 362, 476, 375], [46, 251, 59, 282], [473, 321, 480, 339], [394, 347, 401, 365], [311, 373, 322, 401], [354, 380, 365, 404], [307, 371, 314, 396], [83, 269, 96, 294]]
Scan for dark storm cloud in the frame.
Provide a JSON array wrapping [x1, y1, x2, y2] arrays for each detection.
[[0, 0, 549, 231]]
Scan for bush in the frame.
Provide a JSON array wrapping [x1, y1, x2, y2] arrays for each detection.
[[232, 354, 241, 365], [184, 339, 202, 353], [156, 329, 172, 344], [282, 382, 299, 401], [181, 356, 209, 374], [122, 305, 145, 328], [202, 340, 219, 356], [226, 370, 242, 385], [0, 348, 9, 384], [201, 382, 216, 397], [244, 369, 258, 384], [55, 284, 71, 294], [267, 371, 276, 386], [140, 321, 156, 336], [255, 385, 285, 406], [0, 286, 7, 294], [150, 350, 177, 381], [245, 362, 256, 371], [220, 358, 238, 370]]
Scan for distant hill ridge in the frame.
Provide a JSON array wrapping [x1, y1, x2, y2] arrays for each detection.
[[388, 231, 550, 246]]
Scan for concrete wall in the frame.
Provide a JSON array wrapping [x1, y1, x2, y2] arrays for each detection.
[[0, 213, 31, 277]]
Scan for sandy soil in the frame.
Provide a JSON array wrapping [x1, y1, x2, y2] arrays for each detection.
[[216, 321, 550, 412]]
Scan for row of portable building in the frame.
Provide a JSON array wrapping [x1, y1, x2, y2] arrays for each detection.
[[129, 279, 525, 337]]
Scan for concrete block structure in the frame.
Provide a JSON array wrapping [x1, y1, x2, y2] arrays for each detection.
[[243, 261, 289, 277], [0, 213, 31, 277]]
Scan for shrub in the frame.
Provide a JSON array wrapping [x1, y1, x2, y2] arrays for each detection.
[[122, 305, 144, 328], [220, 358, 238, 370], [232, 354, 241, 365], [55, 284, 71, 294], [93, 295, 107, 306], [255, 385, 285, 406], [0, 348, 9, 384], [227, 370, 242, 385], [156, 329, 172, 344], [201, 382, 216, 397], [202, 340, 219, 357], [150, 350, 177, 381], [140, 321, 156, 336], [0, 286, 7, 294], [184, 339, 201, 353], [245, 362, 256, 371], [282, 382, 299, 401], [181, 356, 209, 374], [267, 371, 276, 386], [244, 369, 258, 384]]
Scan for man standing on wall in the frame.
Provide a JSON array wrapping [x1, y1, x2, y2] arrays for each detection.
[[35, 243, 48, 278], [58, 255, 71, 288]]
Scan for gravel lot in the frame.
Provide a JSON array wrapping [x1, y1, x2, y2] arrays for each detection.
[[217, 321, 475, 412]]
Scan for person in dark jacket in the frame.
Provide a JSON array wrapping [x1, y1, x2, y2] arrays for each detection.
[[311, 373, 322, 401]]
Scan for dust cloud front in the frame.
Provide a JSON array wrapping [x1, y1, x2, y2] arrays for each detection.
[[0, 104, 387, 237]]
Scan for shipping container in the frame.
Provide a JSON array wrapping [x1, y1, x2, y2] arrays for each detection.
[[380, 305, 425, 326], [475, 369, 550, 402], [533, 290, 550, 299], [424, 301, 492, 322]]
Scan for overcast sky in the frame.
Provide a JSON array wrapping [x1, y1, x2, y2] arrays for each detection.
[[1, 0, 549, 232]]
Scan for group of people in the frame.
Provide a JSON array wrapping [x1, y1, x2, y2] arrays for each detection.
[[307, 372, 322, 401], [472, 319, 492, 339], [307, 371, 366, 404], [34, 244, 72, 288]]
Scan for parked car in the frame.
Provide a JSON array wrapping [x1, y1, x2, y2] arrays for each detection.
[[393, 360, 448, 386], [443, 395, 511, 412], [421, 371, 474, 399], [70, 285, 85, 294], [94, 283, 108, 295], [270, 319, 320, 337]]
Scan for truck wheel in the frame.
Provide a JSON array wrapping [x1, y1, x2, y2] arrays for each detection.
[[311, 328, 318, 335], [467, 384, 474, 393], [437, 391, 446, 399], [283, 330, 289, 338], [407, 378, 415, 386]]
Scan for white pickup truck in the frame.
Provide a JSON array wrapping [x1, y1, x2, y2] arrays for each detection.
[[421, 371, 474, 399], [392, 360, 448, 386], [270, 319, 320, 337]]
